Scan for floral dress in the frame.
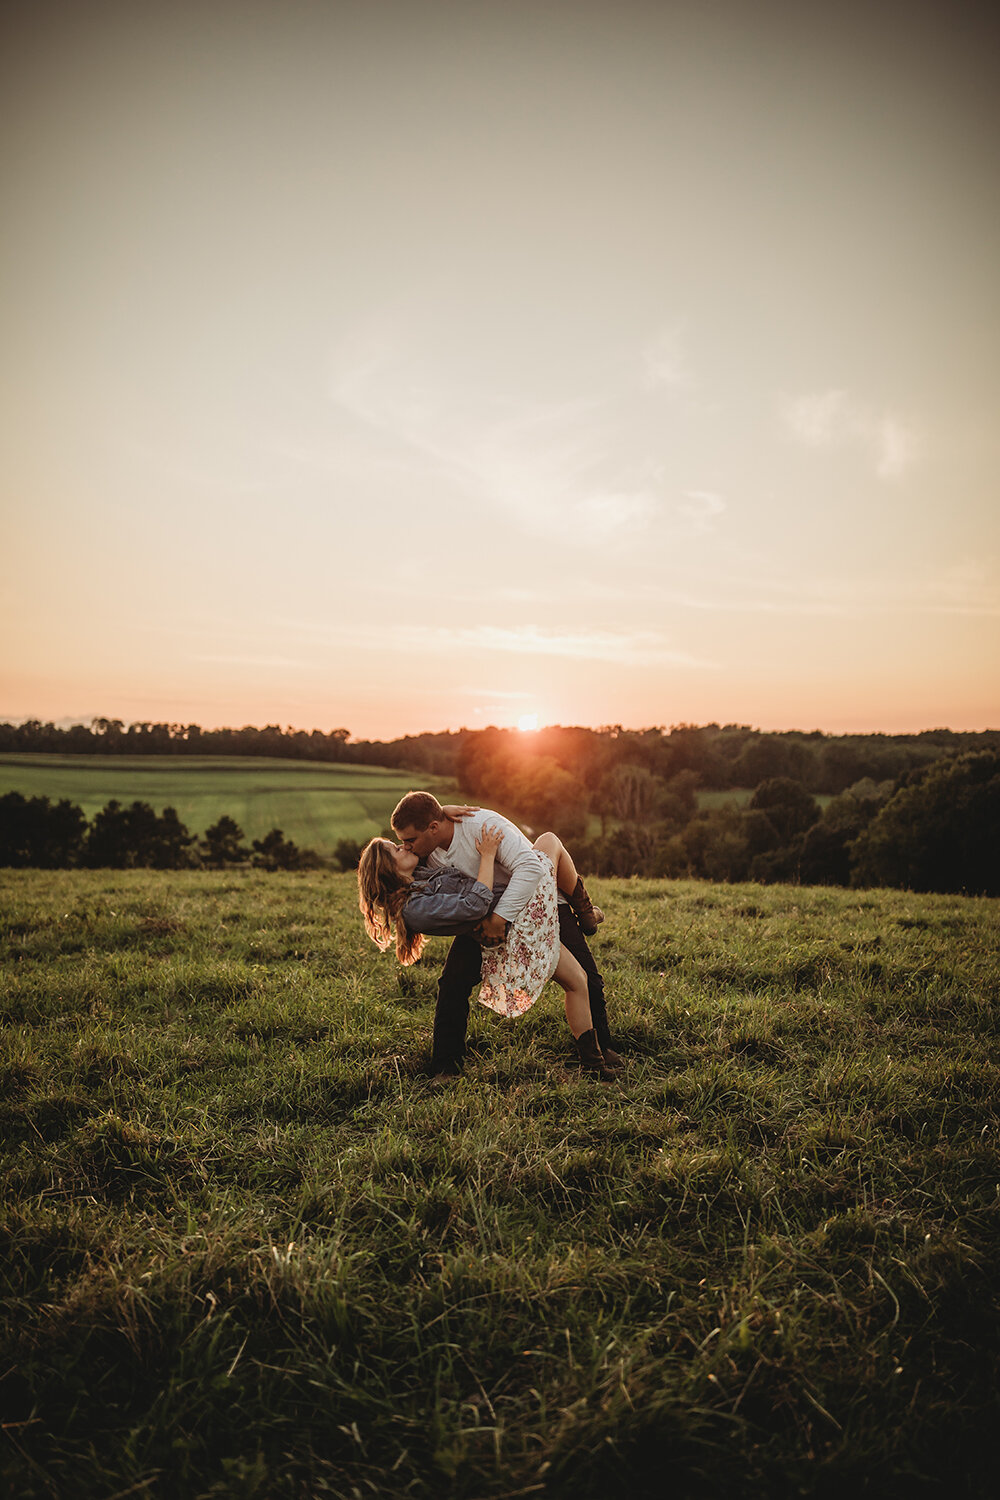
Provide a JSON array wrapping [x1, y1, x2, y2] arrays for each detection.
[[477, 856, 559, 1018]]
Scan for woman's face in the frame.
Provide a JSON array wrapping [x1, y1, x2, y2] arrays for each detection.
[[390, 843, 419, 877]]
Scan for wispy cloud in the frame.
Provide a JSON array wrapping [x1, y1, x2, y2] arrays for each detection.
[[325, 328, 724, 548], [779, 389, 918, 481], [580, 488, 661, 534], [272, 613, 716, 667], [406, 624, 716, 668]]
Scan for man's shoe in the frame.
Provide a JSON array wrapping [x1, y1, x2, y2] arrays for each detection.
[[569, 877, 604, 936], [574, 1028, 617, 1082]]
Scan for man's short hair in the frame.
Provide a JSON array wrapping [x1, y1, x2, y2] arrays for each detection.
[[391, 791, 443, 832]]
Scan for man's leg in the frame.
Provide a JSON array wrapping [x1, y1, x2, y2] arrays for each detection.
[[432, 933, 483, 1073], [557, 907, 617, 1057]]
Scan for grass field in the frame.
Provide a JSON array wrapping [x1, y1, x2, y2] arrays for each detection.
[[0, 755, 455, 855], [2, 869, 997, 1497], [695, 789, 834, 813]]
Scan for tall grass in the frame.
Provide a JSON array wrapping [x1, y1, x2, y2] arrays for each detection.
[[1, 870, 997, 1497]]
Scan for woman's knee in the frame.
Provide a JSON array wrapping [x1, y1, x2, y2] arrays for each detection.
[[555, 946, 587, 994]]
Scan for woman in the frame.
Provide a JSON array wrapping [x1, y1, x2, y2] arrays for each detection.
[[357, 823, 615, 1080]]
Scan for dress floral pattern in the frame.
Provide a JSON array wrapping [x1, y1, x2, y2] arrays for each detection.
[[478, 858, 559, 1018]]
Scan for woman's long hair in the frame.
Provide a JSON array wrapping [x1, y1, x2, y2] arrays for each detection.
[[357, 838, 425, 966]]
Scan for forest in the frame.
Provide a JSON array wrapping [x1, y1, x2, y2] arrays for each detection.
[[2, 720, 998, 894]]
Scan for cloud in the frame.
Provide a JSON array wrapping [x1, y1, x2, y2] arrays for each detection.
[[329, 341, 606, 535], [580, 488, 660, 535], [275, 613, 716, 667], [325, 327, 725, 550], [408, 624, 716, 668], [780, 390, 919, 481]]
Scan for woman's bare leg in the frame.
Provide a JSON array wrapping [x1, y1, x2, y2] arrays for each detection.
[[553, 944, 592, 1037], [534, 832, 604, 928], [534, 832, 580, 897]]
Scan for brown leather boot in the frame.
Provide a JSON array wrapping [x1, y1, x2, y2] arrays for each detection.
[[574, 1028, 617, 1081], [569, 876, 604, 935]]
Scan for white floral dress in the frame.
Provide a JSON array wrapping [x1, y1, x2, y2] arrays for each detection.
[[478, 856, 560, 1018]]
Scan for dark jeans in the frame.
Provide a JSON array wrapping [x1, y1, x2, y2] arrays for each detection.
[[431, 906, 614, 1072]]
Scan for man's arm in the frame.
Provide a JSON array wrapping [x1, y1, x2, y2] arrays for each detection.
[[489, 819, 544, 923]]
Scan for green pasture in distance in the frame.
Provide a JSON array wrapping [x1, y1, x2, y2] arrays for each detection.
[[0, 754, 455, 854], [696, 788, 832, 811]]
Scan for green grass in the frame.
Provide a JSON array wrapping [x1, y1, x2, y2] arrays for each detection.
[[0, 754, 455, 854], [695, 789, 834, 812], [1, 870, 998, 1497]]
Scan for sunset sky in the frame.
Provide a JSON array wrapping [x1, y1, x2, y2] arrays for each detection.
[[2, 0, 997, 740]]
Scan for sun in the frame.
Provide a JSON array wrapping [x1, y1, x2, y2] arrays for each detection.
[[517, 713, 539, 732]]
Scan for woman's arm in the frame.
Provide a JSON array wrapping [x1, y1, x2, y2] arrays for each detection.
[[474, 822, 503, 890], [441, 803, 479, 820]]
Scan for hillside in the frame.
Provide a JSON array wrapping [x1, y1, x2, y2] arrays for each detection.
[[0, 754, 455, 855]]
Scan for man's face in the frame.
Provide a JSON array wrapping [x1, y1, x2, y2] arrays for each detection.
[[394, 820, 441, 859]]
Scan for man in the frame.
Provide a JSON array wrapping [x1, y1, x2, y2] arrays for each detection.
[[390, 790, 621, 1077]]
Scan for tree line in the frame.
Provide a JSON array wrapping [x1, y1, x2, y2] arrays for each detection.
[[3, 719, 998, 894], [3, 717, 998, 794], [570, 753, 999, 896], [3, 749, 997, 896], [0, 797, 341, 872]]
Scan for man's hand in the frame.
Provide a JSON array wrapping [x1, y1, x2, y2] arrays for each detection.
[[441, 804, 479, 820], [477, 911, 508, 944]]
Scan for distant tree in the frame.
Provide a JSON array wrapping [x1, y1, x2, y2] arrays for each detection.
[[85, 800, 144, 867], [748, 778, 821, 844], [604, 764, 661, 824], [577, 824, 663, 877], [0, 792, 87, 867], [822, 777, 895, 839], [151, 807, 196, 868], [201, 816, 250, 867], [797, 822, 852, 886], [333, 838, 363, 871], [681, 808, 753, 883], [507, 757, 588, 839], [850, 750, 1000, 894], [84, 800, 195, 868], [658, 770, 700, 831], [740, 807, 783, 861], [251, 828, 322, 871]]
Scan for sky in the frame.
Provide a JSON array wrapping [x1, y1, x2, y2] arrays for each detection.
[[2, 0, 998, 740]]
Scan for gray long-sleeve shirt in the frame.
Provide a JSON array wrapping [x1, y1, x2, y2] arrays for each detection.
[[423, 810, 545, 923], [402, 867, 494, 936]]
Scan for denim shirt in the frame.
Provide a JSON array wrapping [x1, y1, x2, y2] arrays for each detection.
[[402, 867, 495, 936]]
